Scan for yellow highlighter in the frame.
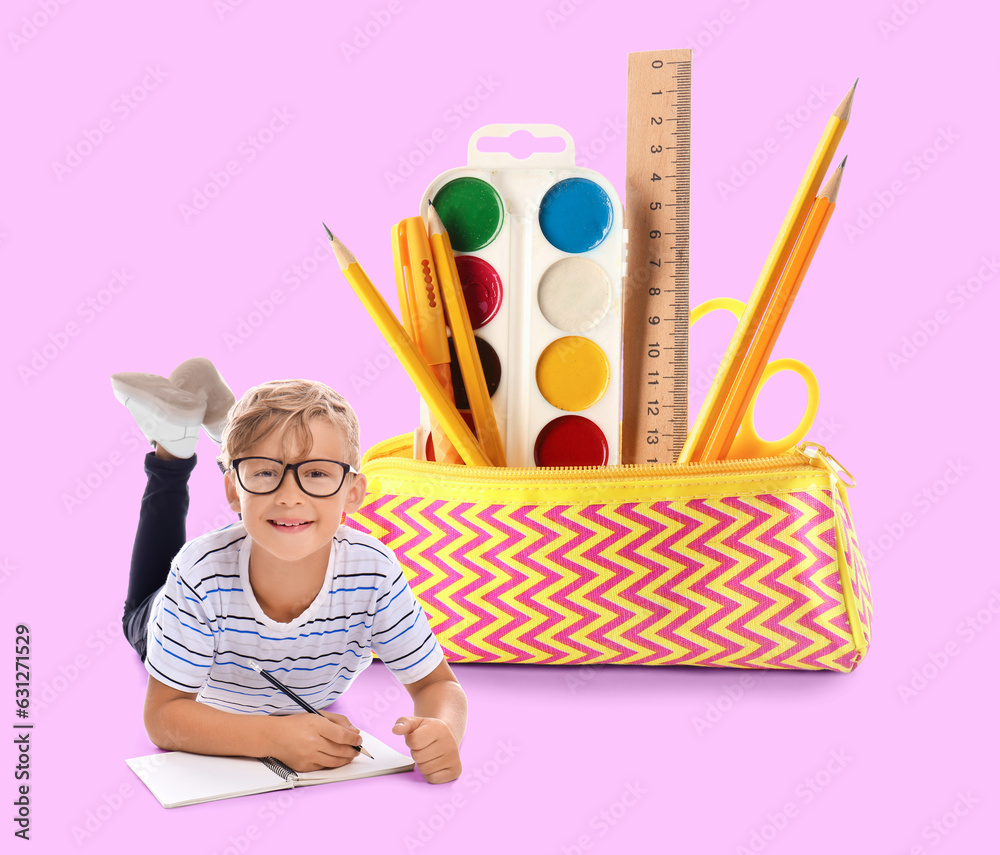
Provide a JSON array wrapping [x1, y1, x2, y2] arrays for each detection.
[[425, 203, 506, 468], [392, 217, 462, 464], [324, 225, 491, 468]]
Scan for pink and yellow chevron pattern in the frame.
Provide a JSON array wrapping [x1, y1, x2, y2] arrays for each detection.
[[349, 437, 872, 673]]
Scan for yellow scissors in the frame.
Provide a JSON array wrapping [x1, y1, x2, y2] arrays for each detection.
[[690, 298, 819, 459]]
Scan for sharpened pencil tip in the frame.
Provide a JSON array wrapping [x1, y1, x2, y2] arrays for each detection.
[[834, 80, 858, 123], [819, 158, 846, 203], [425, 202, 445, 237], [323, 227, 356, 268]]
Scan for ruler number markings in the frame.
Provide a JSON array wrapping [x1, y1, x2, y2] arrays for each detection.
[[624, 50, 691, 465], [646, 59, 677, 432]]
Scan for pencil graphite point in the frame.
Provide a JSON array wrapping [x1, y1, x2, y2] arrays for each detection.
[[425, 202, 445, 237], [323, 225, 356, 268], [819, 157, 846, 202], [834, 79, 858, 123]]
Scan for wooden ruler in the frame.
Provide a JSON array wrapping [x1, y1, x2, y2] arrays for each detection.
[[622, 49, 691, 465]]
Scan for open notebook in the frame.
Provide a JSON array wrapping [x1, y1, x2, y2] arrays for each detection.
[[126, 730, 414, 808]]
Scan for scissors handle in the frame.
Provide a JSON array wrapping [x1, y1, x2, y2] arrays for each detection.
[[691, 299, 819, 459]]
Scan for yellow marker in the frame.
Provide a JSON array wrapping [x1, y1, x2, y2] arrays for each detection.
[[393, 217, 451, 365], [679, 80, 857, 464], [425, 203, 507, 467], [324, 225, 491, 468], [392, 216, 461, 464]]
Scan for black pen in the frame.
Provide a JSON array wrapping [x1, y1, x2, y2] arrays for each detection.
[[248, 659, 374, 758]]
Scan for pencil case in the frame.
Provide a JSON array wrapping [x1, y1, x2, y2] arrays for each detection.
[[347, 436, 872, 672]]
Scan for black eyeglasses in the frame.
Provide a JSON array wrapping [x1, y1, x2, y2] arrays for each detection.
[[231, 457, 359, 498]]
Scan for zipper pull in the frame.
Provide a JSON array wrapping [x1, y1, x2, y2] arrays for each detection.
[[797, 442, 857, 488]]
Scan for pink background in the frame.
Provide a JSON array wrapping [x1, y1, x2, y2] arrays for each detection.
[[3, 0, 998, 851]]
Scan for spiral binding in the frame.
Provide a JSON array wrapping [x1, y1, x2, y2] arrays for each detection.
[[257, 756, 298, 781]]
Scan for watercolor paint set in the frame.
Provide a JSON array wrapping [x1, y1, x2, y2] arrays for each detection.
[[419, 124, 625, 468]]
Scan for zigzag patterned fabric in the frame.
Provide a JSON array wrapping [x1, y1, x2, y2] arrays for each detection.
[[350, 484, 872, 673]]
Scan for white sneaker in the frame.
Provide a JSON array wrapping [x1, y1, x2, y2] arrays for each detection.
[[168, 357, 236, 444], [111, 373, 207, 459]]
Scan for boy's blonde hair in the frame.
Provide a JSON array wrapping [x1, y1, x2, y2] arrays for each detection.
[[219, 379, 361, 470]]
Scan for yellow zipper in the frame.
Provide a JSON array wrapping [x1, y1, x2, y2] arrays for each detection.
[[362, 434, 855, 487], [797, 442, 857, 488]]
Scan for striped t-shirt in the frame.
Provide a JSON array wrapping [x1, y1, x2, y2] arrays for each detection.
[[144, 523, 443, 714]]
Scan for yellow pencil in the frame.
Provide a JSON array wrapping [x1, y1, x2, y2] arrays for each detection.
[[425, 203, 507, 468], [678, 79, 857, 464], [706, 158, 846, 460], [324, 225, 492, 468]]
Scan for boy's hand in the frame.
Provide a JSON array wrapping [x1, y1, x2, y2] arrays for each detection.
[[269, 711, 363, 772], [392, 716, 462, 783]]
